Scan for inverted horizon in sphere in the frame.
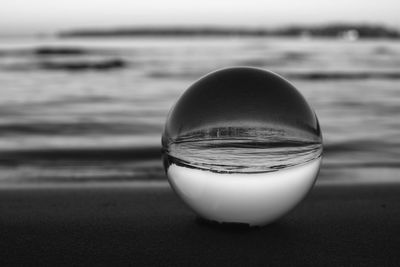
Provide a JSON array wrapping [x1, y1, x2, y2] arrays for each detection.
[[163, 67, 321, 149]]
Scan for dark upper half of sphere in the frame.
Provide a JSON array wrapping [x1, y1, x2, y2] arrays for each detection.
[[164, 67, 321, 142]]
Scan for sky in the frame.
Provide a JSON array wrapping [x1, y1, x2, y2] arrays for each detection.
[[1, 0, 400, 35]]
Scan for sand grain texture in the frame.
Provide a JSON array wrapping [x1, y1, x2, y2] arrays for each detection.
[[0, 184, 399, 266]]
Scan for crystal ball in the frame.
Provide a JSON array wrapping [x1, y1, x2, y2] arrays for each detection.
[[162, 67, 323, 226]]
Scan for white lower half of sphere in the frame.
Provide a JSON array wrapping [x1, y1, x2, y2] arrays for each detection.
[[167, 157, 321, 226]]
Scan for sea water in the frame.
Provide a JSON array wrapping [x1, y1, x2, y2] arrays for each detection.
[[0, 37, 399, 186]]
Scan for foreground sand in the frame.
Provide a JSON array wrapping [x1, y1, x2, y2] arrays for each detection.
[[0, 182, 399, 266]]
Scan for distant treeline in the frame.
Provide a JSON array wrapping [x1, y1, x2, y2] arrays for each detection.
[[59, 24, 400, 39]]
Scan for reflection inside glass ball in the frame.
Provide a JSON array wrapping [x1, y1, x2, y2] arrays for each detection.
[[162, 67, 323, 226]]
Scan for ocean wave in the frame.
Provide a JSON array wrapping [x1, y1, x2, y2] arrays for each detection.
[[323, 139, 400, 153], [0, 138, 398, 185], [38, 58, 127, 71], [147, 69, 400, 80], [285, 71, 400, 80], [0, 45, 129, 72], [0, 139, 398, 166], [322, 161, 400, 169], [0, 122, 158, 136], [0, 46, 117, 57], [0, 146, 161, 164], [34, 47, 91, 56], [0, 58, 128, 72]]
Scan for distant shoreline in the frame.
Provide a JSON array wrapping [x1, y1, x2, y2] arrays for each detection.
[[59, 24, 400, 39]]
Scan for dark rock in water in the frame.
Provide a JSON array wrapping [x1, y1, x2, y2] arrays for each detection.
[[38, 58, 127, 71]]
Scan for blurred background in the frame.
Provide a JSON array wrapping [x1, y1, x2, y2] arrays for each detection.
[[0, 0, 399, 185]]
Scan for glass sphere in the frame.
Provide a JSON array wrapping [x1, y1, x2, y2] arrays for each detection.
[[162, 67, 323, 226]]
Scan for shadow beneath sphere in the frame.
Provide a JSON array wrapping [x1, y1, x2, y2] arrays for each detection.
[[194, 216, 287, 233]]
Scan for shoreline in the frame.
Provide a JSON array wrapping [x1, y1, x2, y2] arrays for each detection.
[[1, 164, 399, 187]]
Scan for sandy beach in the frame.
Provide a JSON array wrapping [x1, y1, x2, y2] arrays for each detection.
[[1, 182, 399, 266]]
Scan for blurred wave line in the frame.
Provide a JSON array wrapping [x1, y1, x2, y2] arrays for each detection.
[[0, 139, 398, 166]]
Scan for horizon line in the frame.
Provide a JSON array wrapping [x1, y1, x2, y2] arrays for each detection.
[[2, 22, 400, 38]]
